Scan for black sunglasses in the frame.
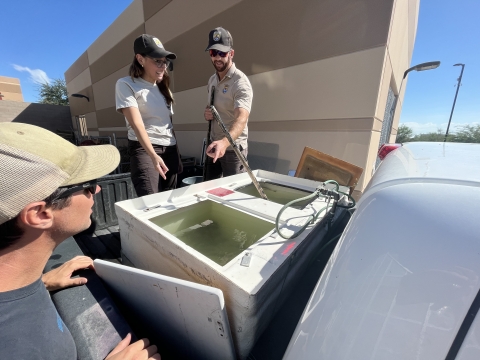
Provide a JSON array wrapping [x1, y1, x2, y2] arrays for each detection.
[[54, 180, 98, 200], [146, 56, 171, 68], [209, 49, 229, 58]]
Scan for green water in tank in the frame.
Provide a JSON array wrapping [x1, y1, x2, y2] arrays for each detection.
[[148, 200, 274, 266], [236, 182, 312, 209]]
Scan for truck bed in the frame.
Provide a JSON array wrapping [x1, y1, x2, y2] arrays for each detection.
[[61, 208, 350, 359]]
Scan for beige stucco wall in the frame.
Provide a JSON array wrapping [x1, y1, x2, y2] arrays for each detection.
[[145, 0, 242, 43], [0, 92, 23, 102], [92, 65, 129, 111], [65, 0, 419, 191], [0, 76, 23, 102], [174, 47, 385, 125], [386, 0, 420, 134], [87, 0, 145, 65], [65, 67, 92, 96]]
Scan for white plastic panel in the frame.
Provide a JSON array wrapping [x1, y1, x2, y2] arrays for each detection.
[[94, 260, 235, 360]]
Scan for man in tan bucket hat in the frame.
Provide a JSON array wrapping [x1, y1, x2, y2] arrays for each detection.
[[0, 123, 160, 359]]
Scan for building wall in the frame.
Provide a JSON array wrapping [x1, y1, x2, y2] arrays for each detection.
[[65, 0, 419, 191], [387, 0, 420, 137], [0, 76, 23, 102], [0, 100, 72, 133]]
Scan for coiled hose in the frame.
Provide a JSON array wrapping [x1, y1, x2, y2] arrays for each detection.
[[275, 180, 356, 240]]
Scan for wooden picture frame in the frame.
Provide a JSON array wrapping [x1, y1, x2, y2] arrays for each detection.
[[295, 147, 363, 194]]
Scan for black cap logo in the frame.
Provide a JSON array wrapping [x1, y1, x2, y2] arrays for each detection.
[[152, 37, 163, 48], [205, 27, 233, 52], [134, 34, 177, 59]]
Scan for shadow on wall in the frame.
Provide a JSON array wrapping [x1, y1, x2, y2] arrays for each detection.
[[248, 141, 291, 174], [0, 101, 72, 133]]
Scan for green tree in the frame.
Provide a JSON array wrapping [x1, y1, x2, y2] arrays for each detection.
[[412, 129, 445, 142], [38, 78, 69, 106], [450, 124, 480, 143], [399, 124, 480, 143], [396, 124, 413, 143]]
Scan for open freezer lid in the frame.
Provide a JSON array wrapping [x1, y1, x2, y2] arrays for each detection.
[[94, 259, 236, 360]]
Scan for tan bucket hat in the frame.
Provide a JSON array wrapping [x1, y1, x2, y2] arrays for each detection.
[[0, 122, 120, 225]]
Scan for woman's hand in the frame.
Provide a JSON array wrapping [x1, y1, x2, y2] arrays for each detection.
[[150, 154, 169, 180]]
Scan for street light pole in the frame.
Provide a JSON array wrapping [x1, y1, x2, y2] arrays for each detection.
[[444, 63, 465, 142], [376, 61, 440, 167], [388, 61, 440, 146], [397, 61, 441, 103], [71, 93, 90, 102]]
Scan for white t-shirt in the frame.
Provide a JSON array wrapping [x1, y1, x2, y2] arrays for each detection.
[[115, 76, 176, 146]]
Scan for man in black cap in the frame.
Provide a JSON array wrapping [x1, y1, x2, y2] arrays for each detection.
[[204, 27, 253, 180]]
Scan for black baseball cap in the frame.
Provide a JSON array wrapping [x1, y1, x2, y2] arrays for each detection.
[[134, 34, 177, 59], [205, 27, 233, 52]]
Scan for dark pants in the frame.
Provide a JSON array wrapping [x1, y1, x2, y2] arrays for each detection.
[[205, 147, 248, 181], [128, 140, 179, 196]]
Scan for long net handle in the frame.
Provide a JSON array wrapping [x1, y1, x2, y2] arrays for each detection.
[[203, 86, 215, 181], [210, 105, 268, 200]]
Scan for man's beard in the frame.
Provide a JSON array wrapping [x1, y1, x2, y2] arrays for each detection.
[[213, 60, 229, 73]]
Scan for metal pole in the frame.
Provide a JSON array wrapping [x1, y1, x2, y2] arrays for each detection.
[[390, 61, 440, 145], [210, 106, 269, 200], [203, 86, 215, 181], [444, 64, 465, 142]]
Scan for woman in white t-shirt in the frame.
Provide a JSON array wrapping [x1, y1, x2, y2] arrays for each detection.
[[115, 34, 182, 196]]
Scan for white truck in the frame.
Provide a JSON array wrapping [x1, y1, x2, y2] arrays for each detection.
[[284, 141, 480, 360]]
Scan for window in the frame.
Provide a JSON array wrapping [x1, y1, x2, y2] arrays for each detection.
[[376, 87, 398, 167]]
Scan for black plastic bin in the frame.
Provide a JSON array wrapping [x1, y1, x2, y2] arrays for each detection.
[[181, 176, 203, 187], [177, 165, 204, 187], [92, 162, 202, 230], [92, 173, 136, 230]]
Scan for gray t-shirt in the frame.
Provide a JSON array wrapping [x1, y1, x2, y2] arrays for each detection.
[[0, 278, 77, 359], [115, 76, 176, 146], [207, 63, 252, 150]]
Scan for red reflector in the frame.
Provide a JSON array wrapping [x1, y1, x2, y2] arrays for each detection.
[[206, 188, 235, 197], [378, 143, 402, 160]]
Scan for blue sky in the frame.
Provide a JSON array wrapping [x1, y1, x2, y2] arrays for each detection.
[[1, 0, 478, 135], [400, 0, 480, 134], [0, 0, 131, 100]]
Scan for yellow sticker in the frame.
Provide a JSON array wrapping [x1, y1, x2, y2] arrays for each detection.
[[153, 37, 163, 48]]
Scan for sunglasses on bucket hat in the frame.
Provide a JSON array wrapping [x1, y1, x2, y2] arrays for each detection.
[[209, 49, 229, 58], [52, 180, 98, 201]]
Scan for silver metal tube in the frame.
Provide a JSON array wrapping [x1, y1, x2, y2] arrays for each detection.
[[210, 106, 268, 200]]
